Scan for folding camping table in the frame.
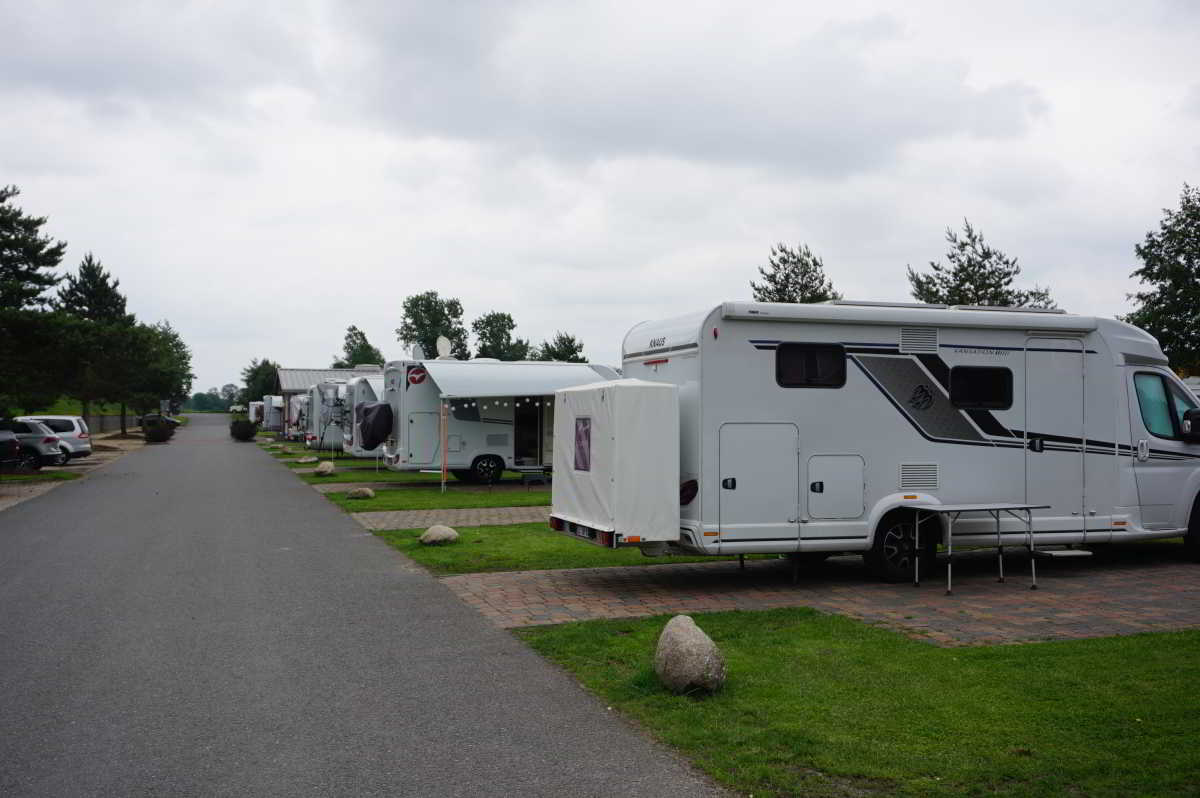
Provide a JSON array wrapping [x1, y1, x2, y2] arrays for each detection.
[[903, 503, 1051, 595]]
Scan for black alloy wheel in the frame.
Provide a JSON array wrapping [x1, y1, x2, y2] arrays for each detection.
[[471, 455, 504, 485]]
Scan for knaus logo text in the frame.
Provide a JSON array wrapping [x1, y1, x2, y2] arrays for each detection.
[[649, 337, 666, 348]]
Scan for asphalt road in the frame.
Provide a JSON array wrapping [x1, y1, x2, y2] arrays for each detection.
[[0, 414, 723, 797]]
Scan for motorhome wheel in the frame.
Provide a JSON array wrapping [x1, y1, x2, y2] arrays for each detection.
[[867, 512, 936, 582], [471, 455, 505, 484]]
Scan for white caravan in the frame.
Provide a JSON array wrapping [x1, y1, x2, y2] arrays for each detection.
[[380, 359, 619, 483], [550, 300, 1200, 579], [262, 395, 284, 431], [305, 380, 347, 450], [343, 374, 386, 456], [286, 394, 309, 441], [248, 401, 264, 425]]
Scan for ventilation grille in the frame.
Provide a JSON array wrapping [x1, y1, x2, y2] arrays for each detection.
[[899, 463, 939, 490], [486, 433, 509, 447], [900, 327, 939, 353]]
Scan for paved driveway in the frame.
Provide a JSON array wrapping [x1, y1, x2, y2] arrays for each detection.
[[0, 414, 722, 797]]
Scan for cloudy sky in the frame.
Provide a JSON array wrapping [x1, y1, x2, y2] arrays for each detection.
[[3, 0, 1198, 392]]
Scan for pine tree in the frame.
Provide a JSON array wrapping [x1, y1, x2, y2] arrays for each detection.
[[907, 220, 1055, 308], [1123, 184, 1200, 374], [0, 185, 66, 310], [56, 253, 130, 322], [750, 243, 841, 304]]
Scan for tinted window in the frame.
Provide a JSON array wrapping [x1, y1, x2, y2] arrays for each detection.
[[776, 343, 845, 388], [38, 419, 75, 433], [574, 418, 591, 471], [950, 367, 1012, 410], [1134, 373, 1175, 438]]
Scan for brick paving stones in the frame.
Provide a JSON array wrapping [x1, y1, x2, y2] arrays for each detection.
[[442, 545, 1200, 645], [352, 505, 551, 530]]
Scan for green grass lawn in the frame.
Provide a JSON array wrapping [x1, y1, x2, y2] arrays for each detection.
[[374, 522, 762, 574], [519, 609, 1200, 797], [326, 487, 551, 512], [300, 470, 446, 484], [0, 469, 83, 483]]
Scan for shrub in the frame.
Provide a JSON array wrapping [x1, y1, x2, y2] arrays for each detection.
[[230, 419, 257, 441]]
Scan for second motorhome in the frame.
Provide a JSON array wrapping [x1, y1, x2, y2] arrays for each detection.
[[305, 380, 347, 451], [343, 374, 386, 457], [551, 300, 1200, 580]]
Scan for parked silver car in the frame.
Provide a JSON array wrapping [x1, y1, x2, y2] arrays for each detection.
[[0, 419, 65, 470], [18, 415, 92, 461]]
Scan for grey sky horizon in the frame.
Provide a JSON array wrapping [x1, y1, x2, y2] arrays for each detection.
[[3, 1, 1197, 393]]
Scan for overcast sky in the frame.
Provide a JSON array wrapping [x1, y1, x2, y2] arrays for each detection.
[[3, 0, 1198, 392]]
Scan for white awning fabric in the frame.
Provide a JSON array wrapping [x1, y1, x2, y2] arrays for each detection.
[[421, 360, 617, 399]]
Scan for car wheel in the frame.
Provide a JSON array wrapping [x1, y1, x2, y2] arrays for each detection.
[[471, 455, 505, 485], [58, 446, 71, 465], [18, 449, 42, 472], [866, 512, 936, 582]]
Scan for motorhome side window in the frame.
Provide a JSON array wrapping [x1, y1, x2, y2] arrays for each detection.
[[949, 366, 1013, 410], [1134, 372, 1198, 439], [775, 343, 845, 388]]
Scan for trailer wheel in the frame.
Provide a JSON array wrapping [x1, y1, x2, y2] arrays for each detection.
[[451, 469, 476, 483], [866, 512, 936, 582], [1186, 497, 1200, 563], [471, 455, 505, 485]]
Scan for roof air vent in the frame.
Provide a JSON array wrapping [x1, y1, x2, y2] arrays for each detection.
[[900, 327, 938, 354]]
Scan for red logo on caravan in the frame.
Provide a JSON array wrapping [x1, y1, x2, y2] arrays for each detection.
[[407, 365, 427, 388]]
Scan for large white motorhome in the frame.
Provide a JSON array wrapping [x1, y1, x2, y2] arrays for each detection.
[[286, 394, 308, 441], [551, 300, 1200, 579], [248, 401, 264, 425], [379, 359, 619, 483], [343, 374, 386, 456], [305, 380, 347, 451]]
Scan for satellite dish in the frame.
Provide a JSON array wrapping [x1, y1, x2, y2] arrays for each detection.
[[436, 335, 452, 359], [411, 343, 425, 360]]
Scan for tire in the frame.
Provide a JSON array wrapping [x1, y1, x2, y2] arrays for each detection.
[[866, 512, 937, 582], [58, 446, 71, 465], [1186, 498, 1200, 563], [18, 449, 42, 472], [450, 469, 476, 483], [471, 455, 505, 485]]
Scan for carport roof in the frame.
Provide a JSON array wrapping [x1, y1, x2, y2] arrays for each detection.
[[277, 367, 381, 393]]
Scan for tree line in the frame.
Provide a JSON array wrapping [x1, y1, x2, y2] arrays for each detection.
[[0, 186, 195, 425], [750, 184, 1200, 374]]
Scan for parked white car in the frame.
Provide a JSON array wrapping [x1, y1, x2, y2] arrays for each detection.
[[18, 415, 92, 461], [0, 419, 65, 469]]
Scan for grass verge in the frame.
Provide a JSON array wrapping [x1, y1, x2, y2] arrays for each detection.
[[519, 608, 1200, 797], [326, 487, 550, 512], [373, 522, 762, 574], [0, 469, 83, 483]]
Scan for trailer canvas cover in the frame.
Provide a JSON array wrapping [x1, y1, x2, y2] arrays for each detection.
[[552, 379, 679, 542]]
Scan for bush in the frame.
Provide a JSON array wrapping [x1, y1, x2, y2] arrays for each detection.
[[229, 419, 257, 441]]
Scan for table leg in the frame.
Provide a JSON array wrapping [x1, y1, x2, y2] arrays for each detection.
[[996, 510, 1005, 583], [945, 513, 954, 596]]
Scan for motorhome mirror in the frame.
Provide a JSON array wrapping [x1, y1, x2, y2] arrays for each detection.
[[1183, 408, 1200, 443]]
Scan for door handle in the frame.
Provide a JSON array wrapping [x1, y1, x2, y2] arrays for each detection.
[[721, 477, 736, 490], [1137, 440, 1149, 462], [1027, 437, 1045, 453], [810, 481, 824, 493]]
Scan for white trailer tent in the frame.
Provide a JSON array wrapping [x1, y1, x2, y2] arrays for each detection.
[[550, 300, 1200, 581], [342, 374, 385, 456], [380, 359, 620, 483], [248, 401, 264, 425], [305, 380, 347, 451], [286, 394, 309, 441], [262, 395, 284, 431]]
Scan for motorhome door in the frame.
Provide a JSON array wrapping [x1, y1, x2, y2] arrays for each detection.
[[1025, 338, 1085, 530], [408, 412, 439, 464], [718, 423, 799, 545]]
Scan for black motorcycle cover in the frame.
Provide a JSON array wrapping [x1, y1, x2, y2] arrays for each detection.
[[358, 402, 393, 451]]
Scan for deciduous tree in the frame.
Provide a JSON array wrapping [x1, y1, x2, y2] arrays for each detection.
[[332, 325, 385, 368], [472, 311, 531, 360], [1124, 184, 1200, 374], [532, 331, 586, 362], [395, 291, 469, 359], [239, 357, 281, 406]]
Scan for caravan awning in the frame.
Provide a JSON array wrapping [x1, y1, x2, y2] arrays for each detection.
[[421, 361, 617, 399]]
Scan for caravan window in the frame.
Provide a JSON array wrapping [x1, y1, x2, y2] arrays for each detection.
[[775, 343, 845, 388], [950, 367, 1012, 409]]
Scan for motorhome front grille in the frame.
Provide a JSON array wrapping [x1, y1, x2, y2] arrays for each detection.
[[899, 463, 939, 490], [899, 327, 939, 353]]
